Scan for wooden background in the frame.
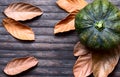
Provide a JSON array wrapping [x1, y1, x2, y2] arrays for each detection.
[[0, 0, 120, 77]]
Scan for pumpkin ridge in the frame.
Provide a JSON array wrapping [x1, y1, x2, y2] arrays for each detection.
[[98, 0, 103, 18], [79, 28, 94, 44], [106, 20, 120, 33], [99, 0, 110, 20], [105, 6, 120, 21], [106, 28, 120, 35], [80, 26, 93, 30], [82, 9, 94, 22], [104, 2, 118, 20], [78, 26, 92, 34], [84, 5, 96, 21], [98, 35, 102, 48], [92, 0, 103, 19], [91, 0, 105, 20], [87, 31, 100, 49], [91, 2, 97, 20], [81, 20, 93, 25], [104, 29, 119, 45], [100, 33, 111, 49]]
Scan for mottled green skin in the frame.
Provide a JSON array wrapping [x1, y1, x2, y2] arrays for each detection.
[[75, 0, 120, 49]]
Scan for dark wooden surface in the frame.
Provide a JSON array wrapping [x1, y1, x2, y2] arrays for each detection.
[[0, 0, 120, 77]]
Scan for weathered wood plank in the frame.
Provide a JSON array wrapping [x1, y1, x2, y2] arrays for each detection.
[[0, 50, 75, 60], [0, 35, 79, 43], [0, 43, 74, 51]]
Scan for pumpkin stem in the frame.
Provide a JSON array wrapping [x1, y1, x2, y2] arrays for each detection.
[[95, 20, 104, 31]]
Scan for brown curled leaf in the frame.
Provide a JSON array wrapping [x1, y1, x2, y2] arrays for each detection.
[[56, 0, 88, 13], [4, 56, 38, 76], [74, 42, 90, 57], [4, 2, 43, 21], [54, 11, 77, 34], [2, 18, 35, 40], [73, 53, 92, 77], [92, 48, 120, 77]]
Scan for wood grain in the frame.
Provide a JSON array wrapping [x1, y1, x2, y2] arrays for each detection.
[[0, 0, 120, 77]]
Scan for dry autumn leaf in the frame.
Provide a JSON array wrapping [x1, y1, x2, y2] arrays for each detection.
[[73, 53, 92, 77], [4, 2, 43, 21], [3, 18, 35, 40], [4, 56, 38, 76], [54, 0, 88, 34], [74, 42, 89, 57], [92, 48, 120, 77], [54, 11, 76, 34], [56, 0, 88, 13]]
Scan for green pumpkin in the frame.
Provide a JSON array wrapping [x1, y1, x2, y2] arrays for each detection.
[[75, 0, 120, 50]]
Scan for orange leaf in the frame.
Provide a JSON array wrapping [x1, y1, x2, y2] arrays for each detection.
[[56, 0, 88, 13], [54, 11, 77, 34], [74, 42, 90, 57], [4, 2, 43, 21], [92, 48, 120, 77], [4, 56, 38, 75], [2, 18, 35, 40], [73, 53, 92, 77]]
